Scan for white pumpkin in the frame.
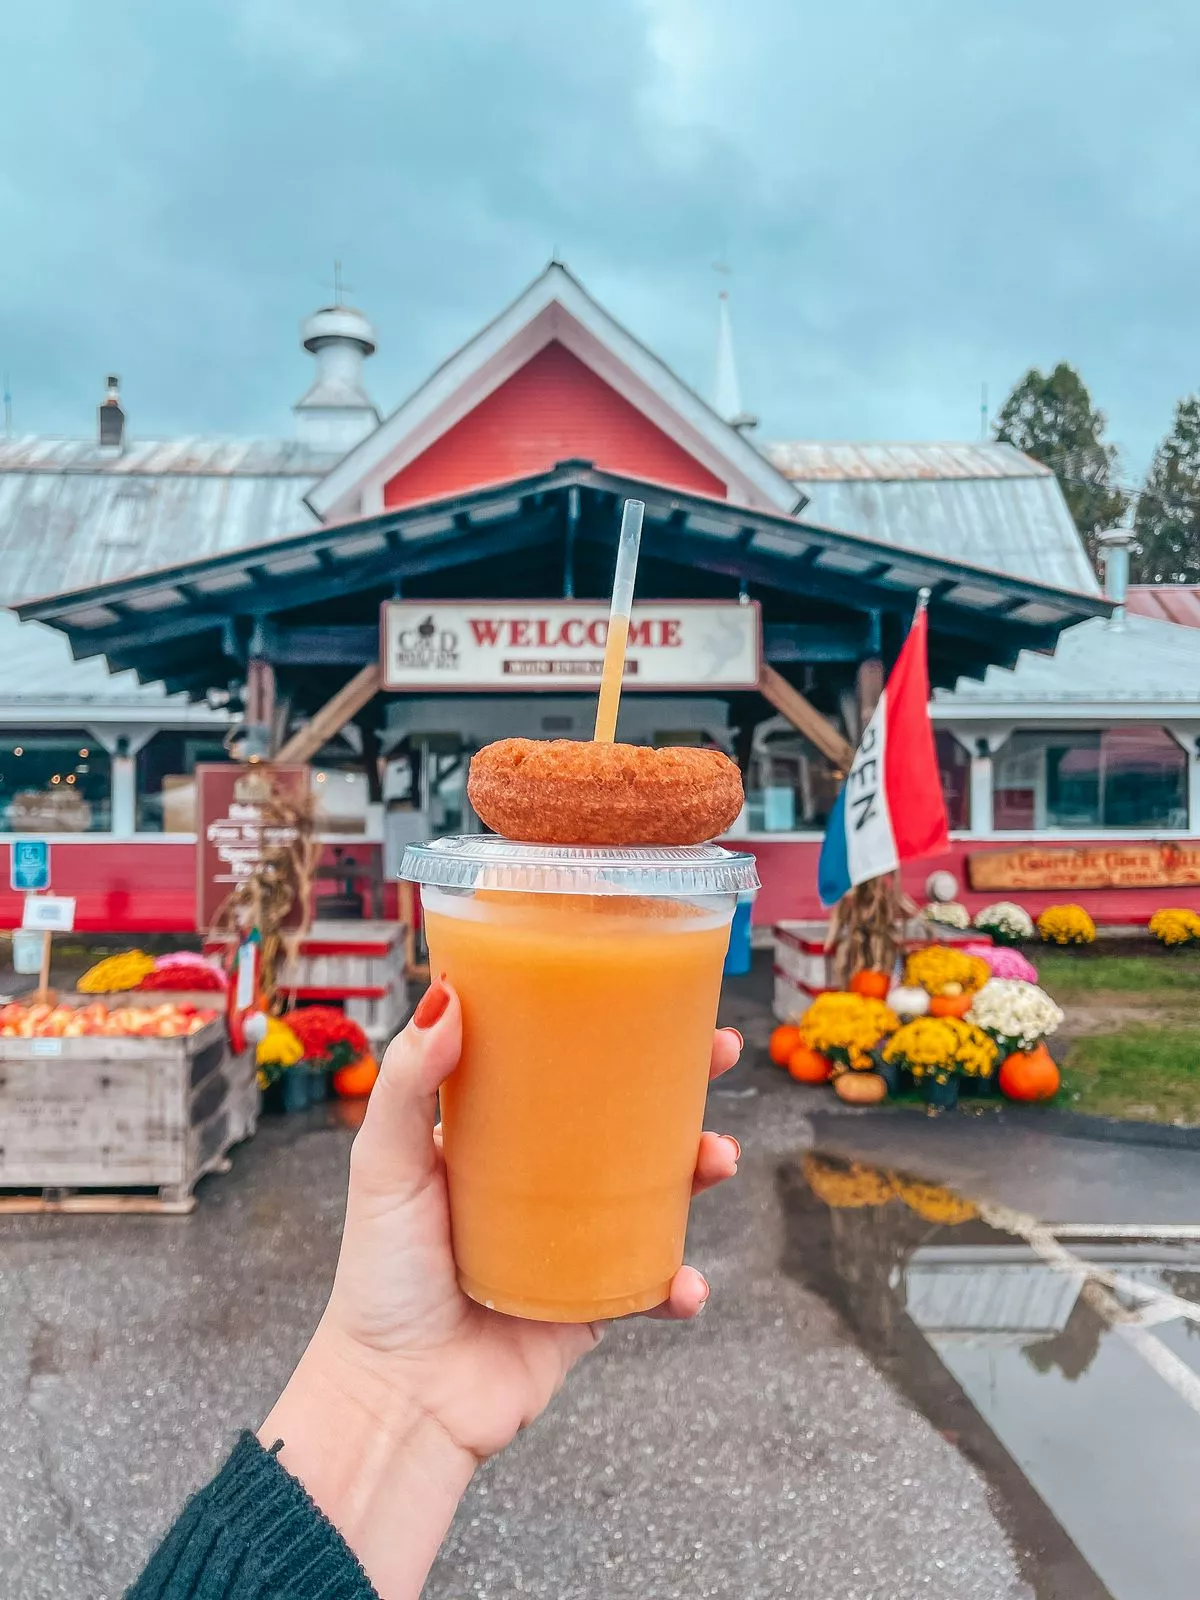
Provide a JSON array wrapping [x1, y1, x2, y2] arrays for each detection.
[[887, 985, 930, 1018]]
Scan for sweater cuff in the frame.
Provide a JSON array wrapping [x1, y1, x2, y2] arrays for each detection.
[[130, 1431, 380, 1599]]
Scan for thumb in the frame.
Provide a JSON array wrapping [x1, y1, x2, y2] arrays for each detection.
[[349, 978, 461, 1200]]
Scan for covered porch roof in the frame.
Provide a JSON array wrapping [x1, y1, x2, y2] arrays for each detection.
[[16, 462, 1109, 707]]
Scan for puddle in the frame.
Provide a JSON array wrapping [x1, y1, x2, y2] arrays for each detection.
[[781, 1152, 1200, 1600]]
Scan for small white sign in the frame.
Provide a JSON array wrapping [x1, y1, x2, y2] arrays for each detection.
[[31, 1037, 62, 1057], [380, 600, 761, 692], [21, 895, 76, 932]]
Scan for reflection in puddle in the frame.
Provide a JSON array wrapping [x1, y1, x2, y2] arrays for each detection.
[[783, 1154, 1200, 1600]]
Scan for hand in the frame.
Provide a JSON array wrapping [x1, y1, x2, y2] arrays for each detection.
[[260, 979, 743, 1598]]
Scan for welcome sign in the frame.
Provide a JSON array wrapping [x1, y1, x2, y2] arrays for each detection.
[[380, 601, 761, 691]]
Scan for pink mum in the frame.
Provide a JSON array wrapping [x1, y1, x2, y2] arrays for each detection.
[[963, 941, 1038, 983]]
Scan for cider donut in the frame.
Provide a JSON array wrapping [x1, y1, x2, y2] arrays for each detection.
[[467, 739, 744, 847]]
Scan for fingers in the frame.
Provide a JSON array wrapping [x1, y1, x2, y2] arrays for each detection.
[[644, 1265, 711, 1321], [350, 978, 461, 1200], [709, 1027, 743, 1082], [692, 1131, 740, 1196]]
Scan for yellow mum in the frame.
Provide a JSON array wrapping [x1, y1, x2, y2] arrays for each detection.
[[257, 1015, 304, 1068], [883, 1015, 998, 1082], [798, 991, 900, 1070], [78, 950, 156, 993], [903, 946, 991, 997], [1037, 904, 1096, 945], [1149, 908, 1200, 948]]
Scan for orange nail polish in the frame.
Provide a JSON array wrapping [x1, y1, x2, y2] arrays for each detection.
[[413, 978, 449, 1030]]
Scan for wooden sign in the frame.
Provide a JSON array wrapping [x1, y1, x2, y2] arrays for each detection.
[[196, 764, 310, 932], [968, 842, 1200, 893]]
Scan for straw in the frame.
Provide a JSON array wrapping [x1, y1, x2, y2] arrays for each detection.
[[593, 498, 645, 743]]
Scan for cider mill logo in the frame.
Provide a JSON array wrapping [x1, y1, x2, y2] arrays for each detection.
[[394, 613, 460, 672]]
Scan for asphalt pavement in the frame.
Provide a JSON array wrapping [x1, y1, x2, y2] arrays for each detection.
[[1, 956, 1196, 1597]]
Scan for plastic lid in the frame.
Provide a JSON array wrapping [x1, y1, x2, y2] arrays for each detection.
[[400, 836, 760, 898]]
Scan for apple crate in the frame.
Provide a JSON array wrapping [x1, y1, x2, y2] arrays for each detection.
[[0, 1019, 257, 1213]]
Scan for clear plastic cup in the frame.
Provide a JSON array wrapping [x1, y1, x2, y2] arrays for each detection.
[[401, 837, 759, 1322]]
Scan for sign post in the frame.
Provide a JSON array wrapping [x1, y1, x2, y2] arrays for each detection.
[[21, 894, 76, 1002]]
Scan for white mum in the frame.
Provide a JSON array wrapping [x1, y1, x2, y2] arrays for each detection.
[[967, 978, 1064, 1051], [974, 901, 1035, 941], [923, 901, 970, 929]]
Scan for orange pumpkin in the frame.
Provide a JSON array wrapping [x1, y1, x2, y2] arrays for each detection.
[[834, 1071, 887, 1105], [769, 1024, 802, 1066], [849, 969, 891, 1000], [999, 1044, 1060, 1103], [787, 1045, 832, 1084], [929, 993, 972, 1019], [333, 1056, 380, 1099]]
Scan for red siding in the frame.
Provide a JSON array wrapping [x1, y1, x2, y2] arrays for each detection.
[[0, 843, 395, 934], [384, 342, 725, 508], [4, 836, 1191, 938], [742, 838, 1200, 928]]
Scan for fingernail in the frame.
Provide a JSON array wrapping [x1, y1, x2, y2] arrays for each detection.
[[696, 1275, 711, 1312], [721, 1134, 741, 1164], [723, 1027, 744, 1051], [413, 978, 449, 1030]]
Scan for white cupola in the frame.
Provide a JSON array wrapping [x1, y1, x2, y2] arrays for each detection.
[[293, 301, 380, 451]]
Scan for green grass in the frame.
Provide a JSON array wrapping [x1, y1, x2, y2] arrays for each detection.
[[1060, 1025, 1200, 1123], [1037, 950, 1200, 997]]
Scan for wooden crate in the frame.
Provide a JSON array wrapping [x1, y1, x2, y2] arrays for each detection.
[[772, 919, 993, 1021], [0, 1020, 256, 1212]]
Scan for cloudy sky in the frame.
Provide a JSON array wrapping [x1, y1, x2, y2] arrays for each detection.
[[4, 1, 1199, 480]]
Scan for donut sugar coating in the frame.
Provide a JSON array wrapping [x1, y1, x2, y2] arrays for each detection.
[[467, 739, 744, 847]]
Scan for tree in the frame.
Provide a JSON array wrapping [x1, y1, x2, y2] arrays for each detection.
[[1131, 397, 1200, 584], [994, 363, 1127, 570]]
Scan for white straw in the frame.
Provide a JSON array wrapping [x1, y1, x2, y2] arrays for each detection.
[[593, 499, 645, 743], [609, 498, 645, 620]]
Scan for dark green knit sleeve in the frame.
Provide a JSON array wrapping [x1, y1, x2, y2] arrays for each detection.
[[127, 1431, 379, 1600]]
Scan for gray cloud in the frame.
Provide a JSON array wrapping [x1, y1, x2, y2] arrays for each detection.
[[3, 0, 1198, 484]]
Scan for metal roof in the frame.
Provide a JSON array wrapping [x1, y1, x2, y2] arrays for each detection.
[[0, 435, 337, 476], [0, 436, 332, 608], [764, 441, 1099, 597], [0, 431, 1096, 615], [16, 462, 1109, 701], [1127, 585, 1200, 629], [0, 609, 227, 722], [936, 611, 1200, 716], [764, 441, 1050, 481]]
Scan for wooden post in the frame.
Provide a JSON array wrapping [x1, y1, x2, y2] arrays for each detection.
[[856, 609, 884, 732], [36, 932, 52, 1004], [275, 664, 382, 765], [856, 657, 884, 730], [757, 664, 854, 771], [246, 657, 276, 729]]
